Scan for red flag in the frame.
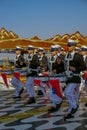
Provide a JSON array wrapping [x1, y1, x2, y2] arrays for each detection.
[[14, 72, 20, 80], [1, 73, 9, 88], [84, 72, 87, 79], [34, 79, 41, 86], [34, 79, 46, 94], [48, 79, 63, 98]]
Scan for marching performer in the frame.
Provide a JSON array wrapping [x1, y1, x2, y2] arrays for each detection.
[[37, 47, 49, 96], [49, 46, 58, 73], [54, 45, 65, 62], [14, 46, 26, 68], [25, 45, 40, 104], [27, 45, 35, 64], [64, 40, 86, 119], [11, 46, 25, 98], [47, 55, 65, 112], [38, 47, 49, 72], [50, 45, 57, 61], [80, 46, 87, 106]]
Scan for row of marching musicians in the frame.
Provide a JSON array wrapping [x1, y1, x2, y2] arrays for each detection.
[[11, 39, 87, 119]]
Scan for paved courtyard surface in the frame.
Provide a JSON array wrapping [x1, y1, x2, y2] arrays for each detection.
[[0, 89, 87, 130]]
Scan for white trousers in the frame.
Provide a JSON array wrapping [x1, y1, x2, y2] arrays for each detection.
[[65, 83, 80, 113], [25, 77, 36, 97], [11, 77, 23, 96]]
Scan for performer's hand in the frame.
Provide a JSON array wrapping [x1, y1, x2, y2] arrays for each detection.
[[52, 70, 56, 74], [69, 66, 76, 71], [20, 62, 23, 65]]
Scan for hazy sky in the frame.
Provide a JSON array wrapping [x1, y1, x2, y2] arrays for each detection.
[[0, 0, 87, 39]]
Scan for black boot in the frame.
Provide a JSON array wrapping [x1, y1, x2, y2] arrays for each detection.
[[71, 104, 79, 114], [48, 102, 62, 113], [48, 106, 58, 113], [56, 102, 62, 110], [19, 87, 24, 95], [64, 113, 74, 120], [85, 102, 87, 107], [37, 90, 43, 96], [26, 97, 36, 104], [13, 88, 24, 99]]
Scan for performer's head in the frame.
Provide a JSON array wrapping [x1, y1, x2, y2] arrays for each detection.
[[60, 47, 65, 55], [80, 46, 87, 56], [54, 45, 61, 54], [15, 46, 22, 55], [67, 39, 77, 52], [27, 45, 35, 54], [38, 47, 44, 55], [50, 45, 57, 56], [74, 47, 81, 53]]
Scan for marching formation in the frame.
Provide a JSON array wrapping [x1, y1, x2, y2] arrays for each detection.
[[1, 39, 87, 120]]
